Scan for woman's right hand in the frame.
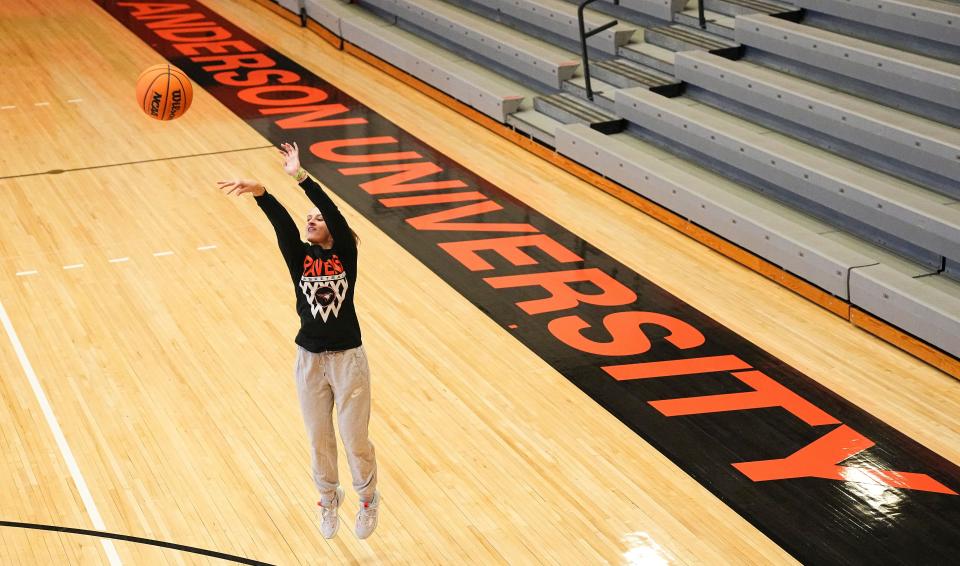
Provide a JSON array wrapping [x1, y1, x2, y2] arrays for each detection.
[[217, 179, 265, 197]]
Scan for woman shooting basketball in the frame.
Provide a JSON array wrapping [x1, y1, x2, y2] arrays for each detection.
[[217, 142, 379, 540]]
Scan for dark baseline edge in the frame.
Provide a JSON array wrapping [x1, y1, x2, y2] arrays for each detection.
[[0, 520, 275, 565]]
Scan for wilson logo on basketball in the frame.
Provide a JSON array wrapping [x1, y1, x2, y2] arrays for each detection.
[[135, 62, 193, 121], [167, 89, 183, 119]]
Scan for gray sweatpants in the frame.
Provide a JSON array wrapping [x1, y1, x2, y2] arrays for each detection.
[[295, 345, 378, 505]]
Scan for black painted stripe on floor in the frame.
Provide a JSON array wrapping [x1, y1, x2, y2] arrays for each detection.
[[95, 1, 960, 564], [0, 145, 273, 181], [0, 520, 274, 565]]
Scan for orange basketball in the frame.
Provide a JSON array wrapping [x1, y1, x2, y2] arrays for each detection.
[[135, 63, 193, 121]]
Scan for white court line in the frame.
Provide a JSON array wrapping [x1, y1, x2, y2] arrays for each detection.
[[67, 98, 83, 103], [15, 270, 38, 277], [0, 300, 123, 565], [153, 251, 174, 257], [197, 245, 217, 251], [63, 263, 84, 270], [1, 105, 15, 110], [34, 102, 50, 107], [108, 257, 130, 264]]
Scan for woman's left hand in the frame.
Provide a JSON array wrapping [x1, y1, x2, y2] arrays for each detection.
[[279, 142, 301, 176]]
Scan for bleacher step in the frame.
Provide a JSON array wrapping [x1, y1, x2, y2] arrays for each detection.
[[562, 76, 617, 111], [507, 108, 565, 144], [618, 41, 678, 74], [534, 92, 626, 133], [674, 9, 737, 40], [359, 0, 582, 87], [340, 14, 533, 122], [704, 0, 799, 17], [456, 0, 639, 55], [592, 58, 684, 95], [617, 0, 689, 21], [646, 25, 742, 58]]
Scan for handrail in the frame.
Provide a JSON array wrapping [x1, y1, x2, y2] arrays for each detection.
[[577, 0, 619, 102], [698, 0, 707, 29]]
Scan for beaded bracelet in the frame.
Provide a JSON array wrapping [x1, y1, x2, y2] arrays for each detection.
[[293, 167, 308, 183]]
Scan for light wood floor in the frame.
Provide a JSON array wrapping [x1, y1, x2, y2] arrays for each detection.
[[0, 0, 957, 564]]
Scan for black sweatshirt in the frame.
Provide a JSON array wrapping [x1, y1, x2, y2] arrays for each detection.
[[254, 177, 361, 352]]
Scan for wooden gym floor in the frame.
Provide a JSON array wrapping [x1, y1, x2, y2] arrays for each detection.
[[0, 0, 957, 563]]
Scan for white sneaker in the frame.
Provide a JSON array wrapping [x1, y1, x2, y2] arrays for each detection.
[[318, 486, 344, 539], [355, 491, 380, 539]]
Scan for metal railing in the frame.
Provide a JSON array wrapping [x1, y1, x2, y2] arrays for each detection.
[[297, 0, 308, 27], [578, 0, 705, 101], [577, 0, 619, 101]]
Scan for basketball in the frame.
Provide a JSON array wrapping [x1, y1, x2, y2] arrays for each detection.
[[135, 63, 193, 121]]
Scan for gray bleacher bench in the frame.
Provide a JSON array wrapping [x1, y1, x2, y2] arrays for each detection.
[[850, 265, 960, 357], [735, 14, 960, 112], [792, 0, 960, 48], [618, 41, 678, 74], [555, 123, 880, 297], [674, 50, 960, 185], [703, 0, 798, 17], [644, 24, 741, 55], [553, 0, 686, 21], [617, 0, 688, 21], [463, 0, 637, 54], [534, 92, 626, 133], [361, 0, 581, 87], [507, 107, 566, 144], [674, 8, 737, 40], [614, 87, 960, 263], [338, 14, 530, 121], [554, 0, 687, 20], [304, 0, 374, 37], [279, 0, 303, 15]]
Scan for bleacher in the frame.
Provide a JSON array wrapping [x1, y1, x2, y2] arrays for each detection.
[[276, 0, 960, 361]]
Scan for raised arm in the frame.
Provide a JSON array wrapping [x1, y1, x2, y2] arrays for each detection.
[[279, 142, 356, 253], [218, 179, 304, 274]]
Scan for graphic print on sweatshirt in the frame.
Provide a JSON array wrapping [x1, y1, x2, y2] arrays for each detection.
[[300, 254, 348, 322]]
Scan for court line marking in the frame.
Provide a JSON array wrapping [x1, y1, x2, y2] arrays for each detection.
[[34, 102, 50, 107], [0, 300, 123, 566], [12, 245, 219, 277], [1, 105, 15, 110], [0, 145, 275, 181], [0, 521, 273, 565], [67, 99, 83, 103]]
